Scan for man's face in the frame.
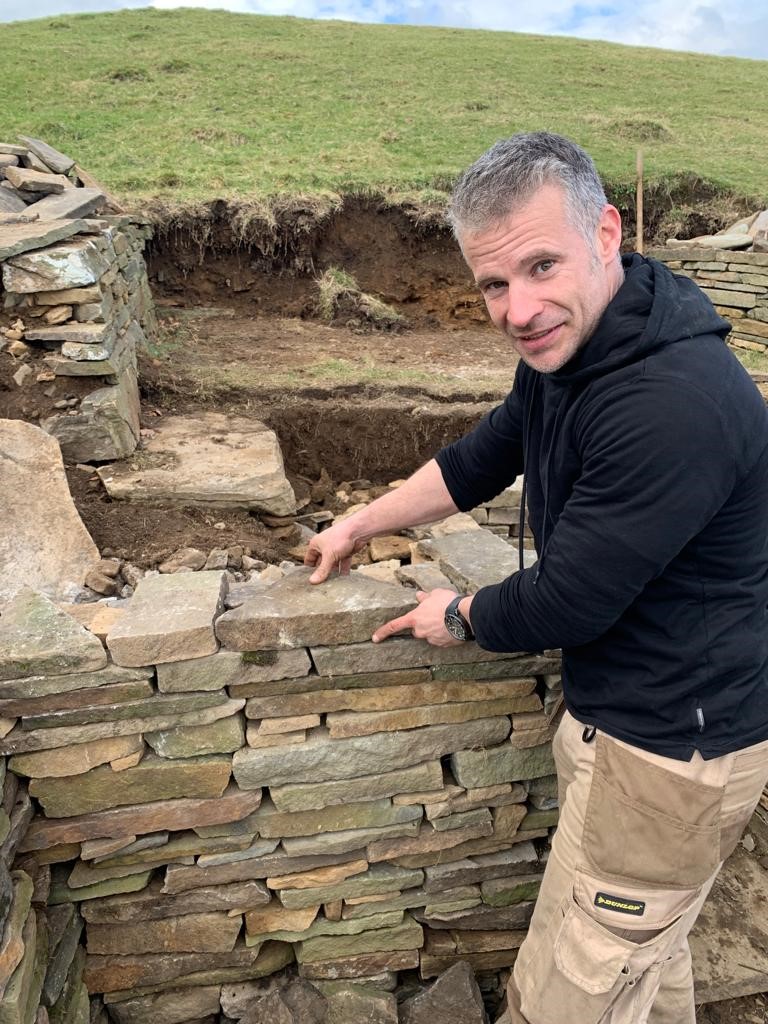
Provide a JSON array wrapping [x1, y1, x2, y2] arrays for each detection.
[[460, 183, 623, 373]]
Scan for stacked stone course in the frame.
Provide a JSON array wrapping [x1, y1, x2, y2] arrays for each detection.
[[0, 521, 564, 1023]]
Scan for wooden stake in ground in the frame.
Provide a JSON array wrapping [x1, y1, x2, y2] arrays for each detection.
[[636, 148, 644, 255]]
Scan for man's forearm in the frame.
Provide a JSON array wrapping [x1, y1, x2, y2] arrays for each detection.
[[346, 458, 459, 542]]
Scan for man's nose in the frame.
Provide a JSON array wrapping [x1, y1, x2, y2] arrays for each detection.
[[505, 284, 545, 330]]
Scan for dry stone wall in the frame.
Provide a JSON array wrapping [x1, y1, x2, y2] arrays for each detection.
[[0, 522, 564, 1024]]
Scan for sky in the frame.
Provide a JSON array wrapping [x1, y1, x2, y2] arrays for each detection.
[[2, 0, 767, 61]]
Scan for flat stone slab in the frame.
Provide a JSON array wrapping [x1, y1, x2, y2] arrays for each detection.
[[87, 912, 241, 955], [28, 188, 105, 221], [451, 742, 555, 788], [298, 915, 423, 964], [9, 735, 145, 779], [416, 531, 534, 592], [81, 877, 269, 924], [0, 219, 87, 261], [106, 571, 227, 667], [233, 717, 510, 788], [270, 761, 443, 813], [156, 647, 311, 693], [106, 984, 221, 1024], [0, 588, 106, 682], [17, 136, 75, 174], [280, 864, 424, 911], [0, 420, 100, 605], [0, 664, 152, 701], [26, 321, 114, 345], [217, 568, 416, 651], [145, 716, 245, 758], [96, 413, 296, 515], [3, 236, 109, 293], [4, 165, 71, 193], [309, 638, 516, 676]]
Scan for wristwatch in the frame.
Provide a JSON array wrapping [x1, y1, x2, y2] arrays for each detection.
[[444, 595, 474, 642]]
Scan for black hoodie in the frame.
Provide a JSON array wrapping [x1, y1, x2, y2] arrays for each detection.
[[435, 255, 768, 759]]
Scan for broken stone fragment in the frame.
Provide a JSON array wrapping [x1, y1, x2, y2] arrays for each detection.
[[3, 237, 108, 293], [158, 547, 207, 573], [105, 984, 222, 1024]]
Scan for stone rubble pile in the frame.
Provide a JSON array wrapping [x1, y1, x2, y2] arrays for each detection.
[[0, 517, 564, 1024], [1, 135, 156, 463], [665, 209, 768, 253], [650, 246, 768, 353]]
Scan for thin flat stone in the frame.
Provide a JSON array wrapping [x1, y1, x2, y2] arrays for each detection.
[[310, 638, 516, 676], [48, 870, 153, 907], [41, 906, 83, 1007], [8, 733, 145, 778], [481, 874, 542, 907], [300, 948, 419, 980], [423, 843, 540, 892], [416, 531, 523, 592], [233, 718, 510, 788], [29, 753, 231, 818], [297, 915, 423, 963], [216, 568, 416, 651], [106, 572, 227, 668], [4, 166, 71, 193], [17, 136, 75, 174], [156, 648, 311, 693], [367, 821, 493, 863], [195, 838, 280, 867], [0, 680, 152, 720], [247, 909, 402, 946], [25, 322, 113, 345], [81, 877, 269, 924], [414, 902, 534, 931], [29, 189, 105, 222], [87, 912, 241, 955], [326, 696, 538, 738], [3, 237, 109, 293], [0, 589, 106, 682], [451, 742, 556, 788], [0, 908, 45, 1024], [145, 716, 245, 758], [0, 188, 27, 214], [232, 797, 422, 840], [104, 984, 221, 1024], [278, 865, 423, 911], [244, 903, 319, 936], [270, 761, 443, 813], [0, 872, 33, 991], [162, 851, 369, 894], [0, 219, 88, 262], [16, 690, 241, 732], [17, 784, 262, 851], [282, 821, 420, 858], [0, 663, 151, 701]]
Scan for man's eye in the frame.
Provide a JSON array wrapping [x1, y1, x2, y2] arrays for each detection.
[[535, 260, 555, 273], [483, 281, 506, 293]]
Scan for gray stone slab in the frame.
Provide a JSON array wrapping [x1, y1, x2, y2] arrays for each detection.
[[0, 663, 150, 701], [106, 571, 227, 668], [80, 877, 269, 923], [0, 188, 27, 214], [145, 715, 245, 758], [156, 647, 311, 693], [105, 984, 221, 1024], [416, 531, 526, 592], [26, 322, 113, 345], [217, 568, 416, 651], [17, 136, 75, 175], [4, 165, 70, 193], [0, 588, 106, 682], [0, 219, 87, 261], [233, 717, 510, 788], [451, 742, 555, 788], [280, 864, 424, 910], [309, 637, 513, 676], [270, 761, 443, 813], [95, 413, 296, 515], [29, 188, 105, 221], [3, 237, 109, 293]]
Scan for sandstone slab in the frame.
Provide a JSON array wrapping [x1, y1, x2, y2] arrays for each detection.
[[0, 420, 100, 605], [18, 784, 262, 851], [105, 984, 221, 1024], [416, 531, 529, 592], [29, 754, 231, 818], [244, 903, 319, 937], [81, 878, 269, 924], [87, 912, 241, 955], [0, 663, 150, 702], [247, 909, 402, 947], [42, 366, 140, 463], [0, 680, 151, 721], [298, 915, 422, 963], [4, 166, 70, 193], [0, 220, 88, 262], [451, 742, 555, 788], [217, 568, 415, 651], [17, 137, 75, 175], [326, 697, 534, 738], [270, 761, 443, 813], [299, 949, 419, 980], [29, 189, 105, 222], [0, 588, 105, 681], [156, 648, 311, 693], [278, 865, 423, 911], [415, 902, 533, 931], [162, 850, 368, 895], [145, 716, 245, 758], [106, 572, 227, 667], [236, 797, 421, 840], [423, 843, 539, 893], [3, 237, 108, 293], [367, 821, 493, 863], [231, 667, 431, 700], [281, 820, 420, 859], [324, 983, 397, 1023], [310, 638, 514, 676], [96, 413, 296, 514], [233, 718, 510, 788]]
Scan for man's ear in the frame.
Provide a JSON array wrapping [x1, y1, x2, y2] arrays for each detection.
[[596, 204, 622, 265]]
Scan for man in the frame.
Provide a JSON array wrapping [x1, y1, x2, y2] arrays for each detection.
[[305, 132, 768, 1023]]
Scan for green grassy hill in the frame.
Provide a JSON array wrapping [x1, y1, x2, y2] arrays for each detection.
[[2, 7, 767, 205]]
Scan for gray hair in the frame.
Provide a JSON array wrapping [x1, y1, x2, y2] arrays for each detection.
[[448, 132, 608, 247]]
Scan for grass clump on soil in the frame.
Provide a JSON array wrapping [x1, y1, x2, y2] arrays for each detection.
[[316, 268, 405, 331], [0, 8, 766, 206]]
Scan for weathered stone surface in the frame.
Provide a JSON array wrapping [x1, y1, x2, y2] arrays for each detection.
[[299, 949, 419, 980], [232, 667, 431, 700], [480, 875, 542, 907], [424, 783, 525, 821], [3, 237, 108, 293], [0, 663, 150, 701], [451, 743, 555, 788], [325, 983, 398, 1023], [96, 413, 296, 515], [81, 877, 269, 924], [235, 797, 421, 840], [42, 366, 140, 463], [246, 727, 307, 748], [4, 166, 71, 193], [423, 843, 539, 893], [36, 285, 102, 305], [0, 186, 27, 214], [48, 870, 152, 907], [0, 219, 89, 262], [145, 716, 245, 758], [419, 948, 519, 979], [399, 961, 486, 1024], [310, 638, 513, 676], [0, 909, 47, 1024], [87, 912, 241, 955], [0, 872, 33, 992], [233, 718, 510, 788], [270, 761, 443, 813], [278, 866, 423, 911], [18, 784, 262, 851], [17, 136, 75, 174], [416, 531, 525, 592], [298, 915, 422, 963], [19, 689, 237, 731], [106, 572, 226, 667], [244, 902, 319, 937], [326, 697, 534, 738], [282, 820, 420, 859], [430, 808, 492, 833], [256, 714, 320, 735], [41, 906, 82, 1007], [367, 821, 493, 863], [0, 588, 105, 682], [395, 564, 455, 590], [217, 569, 415, 651], [163, 848, 367, 894], [26, 322, 114, 345], [29, 189, 105, 222], [431, 656, 559, 681], [245, 678, 535, 719], [105, 985, 221, 1024], [415, 902, 533, 932], [0, 679, 150, 721], [0, 696, 243, 756], [0, 420, 99, 606], [157, 648, 311, 694], [29, 754, 231, 818], [84, 940, 285, 995], [247, 909, 402, 947]]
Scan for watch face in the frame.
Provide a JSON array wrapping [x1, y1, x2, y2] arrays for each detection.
[[445, 612, 467, 641]]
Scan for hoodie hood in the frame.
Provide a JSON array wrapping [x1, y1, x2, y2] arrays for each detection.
[[550, 254, 732, 387]]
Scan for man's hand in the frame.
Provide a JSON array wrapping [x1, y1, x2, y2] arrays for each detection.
[[372, 588, 464, 646], [304, 521, 367, 583]]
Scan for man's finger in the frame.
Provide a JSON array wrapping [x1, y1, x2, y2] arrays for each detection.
[[309, 550, 338, 584], [415, 590, 428, 602], [372, 613, 415, 643]]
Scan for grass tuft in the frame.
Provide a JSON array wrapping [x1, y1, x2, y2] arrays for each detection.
[[316, 268, 405, 330]]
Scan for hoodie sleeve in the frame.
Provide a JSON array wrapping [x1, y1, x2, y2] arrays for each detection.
[[470, 377, 738, 653], [434, 378, 526, 510]]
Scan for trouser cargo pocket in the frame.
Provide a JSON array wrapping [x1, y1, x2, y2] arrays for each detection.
[[581, 734, 723, 889]]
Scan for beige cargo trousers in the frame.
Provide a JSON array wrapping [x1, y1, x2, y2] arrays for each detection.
[[502, 710, 768, 1024]]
